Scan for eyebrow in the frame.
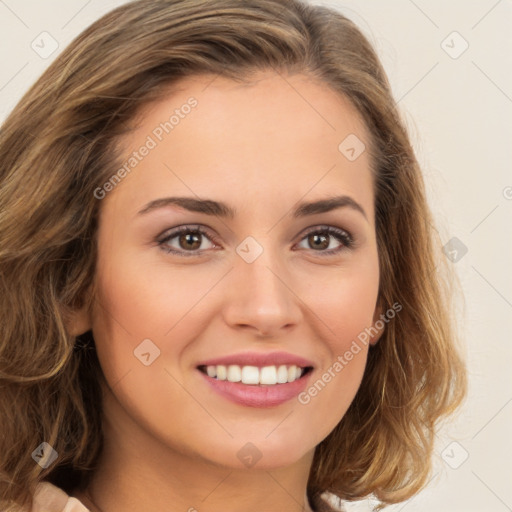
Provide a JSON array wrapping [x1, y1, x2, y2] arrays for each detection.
[[137, 195, 368, 221]]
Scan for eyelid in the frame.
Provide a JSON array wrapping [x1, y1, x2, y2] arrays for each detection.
[[300, 224, 353, 242], [157, 224, 216, 243]]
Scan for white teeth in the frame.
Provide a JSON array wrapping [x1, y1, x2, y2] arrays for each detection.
[[216, 365, 227, 381], [287, 365, 297, 381], [203, 364, 308, 385], [227, 365, 242, 382], [276, 365, 288, 383], [241, 366, 260, 384], [260, 366, 277, 385]]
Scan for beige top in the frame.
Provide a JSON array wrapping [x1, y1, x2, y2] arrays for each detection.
[[30, 482, 90, 512], [29, 482, 343, 512]]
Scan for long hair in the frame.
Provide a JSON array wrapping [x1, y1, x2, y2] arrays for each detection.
[[0, 0, 466, 510]]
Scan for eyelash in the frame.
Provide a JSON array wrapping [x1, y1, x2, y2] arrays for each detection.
[[157, 224, 354, 258]]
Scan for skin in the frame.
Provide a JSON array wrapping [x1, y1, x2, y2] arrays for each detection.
[[70, 71, 382, 512]]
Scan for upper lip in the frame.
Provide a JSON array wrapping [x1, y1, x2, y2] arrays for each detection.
[[196, 351, 315, 368]]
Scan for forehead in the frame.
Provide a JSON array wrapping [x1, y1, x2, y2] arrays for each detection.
[[108, 71, 375, 221]]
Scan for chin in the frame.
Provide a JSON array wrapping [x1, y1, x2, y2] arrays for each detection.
[[190, 433, 316, 471]]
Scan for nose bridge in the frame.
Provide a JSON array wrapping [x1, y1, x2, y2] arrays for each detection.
[[243, 246, 284, 298], [238, 236, 288, 305], [223, 235, 301, 335]]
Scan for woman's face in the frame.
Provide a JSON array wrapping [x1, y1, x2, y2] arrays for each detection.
[[87, 71, 380, 470]]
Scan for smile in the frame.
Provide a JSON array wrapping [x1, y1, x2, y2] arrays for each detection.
[[198, 364, 312, 385]]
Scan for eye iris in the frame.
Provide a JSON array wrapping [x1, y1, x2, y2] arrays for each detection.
[[180, 231, 201, 250], [309, 233, 329, 250]]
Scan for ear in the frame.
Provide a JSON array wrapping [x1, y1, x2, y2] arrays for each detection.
[[66, 307, 92, 336], [369, 301, 385, 346], [62, 302, 92, 337]]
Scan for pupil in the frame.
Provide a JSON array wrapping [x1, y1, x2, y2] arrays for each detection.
[[181, 232, 201, 250], [311, 233, 328, 250]]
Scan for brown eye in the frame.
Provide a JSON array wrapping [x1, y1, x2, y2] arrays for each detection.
[[158, 225, 218, 256], [297, 226, 354, 256], [178, 231, 202, 251], [308, 233, 330, 250]]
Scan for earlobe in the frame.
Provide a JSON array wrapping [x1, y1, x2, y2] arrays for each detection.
[[63, 304, 92, 337]]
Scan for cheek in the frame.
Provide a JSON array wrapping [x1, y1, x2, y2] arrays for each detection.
[[92, 247, 211, 339], [296, 261, 379, 424], [89, 253, 208, 447], [89, 243, 226, 393], [309, 260, 380, 349]]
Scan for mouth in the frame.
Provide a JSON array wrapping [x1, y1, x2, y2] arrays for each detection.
[[197, 364, 314, 386], [195, 351, 315, 407]]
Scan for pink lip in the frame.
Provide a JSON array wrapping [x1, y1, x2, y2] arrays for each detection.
[[196, 351, 314, 369], [198, 369, 312, 408]]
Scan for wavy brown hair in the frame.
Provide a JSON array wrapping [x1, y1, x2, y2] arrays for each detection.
[[0, 0, 466, 510]]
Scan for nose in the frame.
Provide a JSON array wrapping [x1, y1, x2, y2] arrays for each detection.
[[222, 245, 303, 338]]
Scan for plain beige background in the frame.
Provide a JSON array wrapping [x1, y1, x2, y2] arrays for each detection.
[[1, 1, 511, 510]]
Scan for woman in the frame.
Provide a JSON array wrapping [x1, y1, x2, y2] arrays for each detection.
[[0, 1, 466, 511]]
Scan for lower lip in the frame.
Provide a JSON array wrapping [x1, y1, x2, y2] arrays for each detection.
[[198, 370, 312, 408]]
